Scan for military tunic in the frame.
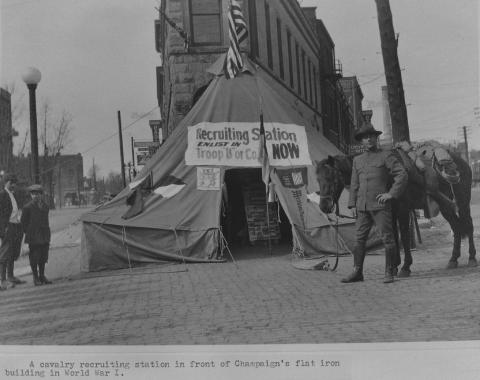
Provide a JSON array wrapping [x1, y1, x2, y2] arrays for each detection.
[[348, 149, 407, 211], [348, 148, 408, 272]]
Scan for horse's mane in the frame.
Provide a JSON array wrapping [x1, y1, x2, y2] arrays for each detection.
[[333, 155, 353, 186]]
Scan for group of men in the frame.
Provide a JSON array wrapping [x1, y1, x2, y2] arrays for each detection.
[[0, 173, 51, 290]]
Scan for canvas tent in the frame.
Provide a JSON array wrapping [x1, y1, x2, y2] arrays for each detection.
[[80, 57, 360, 272]]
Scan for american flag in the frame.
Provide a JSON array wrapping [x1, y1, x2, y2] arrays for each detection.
[[224, 0, 248, 79]]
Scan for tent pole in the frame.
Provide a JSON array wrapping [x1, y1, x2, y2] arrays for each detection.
[[265, 185, 272, 256]]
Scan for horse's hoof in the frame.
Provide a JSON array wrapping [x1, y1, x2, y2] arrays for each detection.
[[468, 258, 478, 267], [447, 260, 458, 269], [398, 269, 411, 278]]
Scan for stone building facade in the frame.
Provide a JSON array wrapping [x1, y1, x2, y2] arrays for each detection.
[[0, 88, 14, 172], [155, 0, 358, 152]]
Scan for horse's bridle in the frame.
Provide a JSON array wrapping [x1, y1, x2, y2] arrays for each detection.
[[318, 162, 345, 215]]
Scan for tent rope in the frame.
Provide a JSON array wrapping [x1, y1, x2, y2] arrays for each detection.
[[219, 229, 238, 269], [121, 225, 133, 272], [173, 228, 189, 273]]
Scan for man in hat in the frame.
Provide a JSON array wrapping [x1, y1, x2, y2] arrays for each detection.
[[21, 184, 52, 285], [342, 122, 407, 284], [0, 173, 26, 290]]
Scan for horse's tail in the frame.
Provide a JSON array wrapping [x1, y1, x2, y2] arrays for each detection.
[[452, 154, 473, 238]]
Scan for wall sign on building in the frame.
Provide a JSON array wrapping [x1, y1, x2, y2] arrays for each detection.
[[134, 140, 161, 166], [185, 122, 312, 167]]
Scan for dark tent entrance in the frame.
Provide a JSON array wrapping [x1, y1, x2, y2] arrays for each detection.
[[222, 168, 292, 254]]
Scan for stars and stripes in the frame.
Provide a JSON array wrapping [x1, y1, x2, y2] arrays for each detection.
[[224, 0, 248, 79]]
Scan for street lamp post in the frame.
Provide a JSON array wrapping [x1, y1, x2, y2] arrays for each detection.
[[22, 67, 42, 184]]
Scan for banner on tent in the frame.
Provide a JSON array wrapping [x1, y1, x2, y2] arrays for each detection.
[[185, 122, 312, 167], [275, 167, 309, 229]]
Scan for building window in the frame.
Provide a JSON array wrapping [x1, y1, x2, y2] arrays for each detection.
[[189, 0, 222, 46], [265, 1, 273, 70], [295, 42, 301, 96], [248, 0, 259, 58], [276, 18, 284, 80], [308, 60, 313, 105], [302, 50, 307, 102], [313, 68, 318, 109], [287, 30, 293, 88]]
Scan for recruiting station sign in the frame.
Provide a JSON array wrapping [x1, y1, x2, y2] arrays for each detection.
[[185, 122, 312, 167]]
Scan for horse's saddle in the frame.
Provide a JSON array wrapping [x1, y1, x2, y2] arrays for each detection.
[[395, 141, 460, 185], [393, 142, 459, 218]]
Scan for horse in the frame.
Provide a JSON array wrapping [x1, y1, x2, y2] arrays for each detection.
[[315, 151, 477, 276]]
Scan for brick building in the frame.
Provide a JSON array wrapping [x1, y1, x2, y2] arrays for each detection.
[[155, 0, 358, 152], [339, 76, 364, 130], [0, 88, 14, 172]]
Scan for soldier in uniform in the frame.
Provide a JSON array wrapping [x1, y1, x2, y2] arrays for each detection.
[[21, 184, 52, 285], [342, 123, 408, 284]]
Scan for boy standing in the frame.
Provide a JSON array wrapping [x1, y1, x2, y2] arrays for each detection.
[[21, 184, 52, 285]]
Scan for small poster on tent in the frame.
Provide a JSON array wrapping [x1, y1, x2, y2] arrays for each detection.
[[196, 167, 221, 190], [185, 122, 312, 167]]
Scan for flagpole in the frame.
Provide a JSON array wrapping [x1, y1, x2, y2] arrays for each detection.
[[265, 185, 272, 256], [260, 112, 272, 256]]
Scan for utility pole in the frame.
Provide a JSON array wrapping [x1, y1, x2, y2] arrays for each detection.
[[462, 126, 470, 164], [375, 0, 410, 143], [117, 110, 126, 188], [92, 157, 97, 191], [131, 136, 135, 167]]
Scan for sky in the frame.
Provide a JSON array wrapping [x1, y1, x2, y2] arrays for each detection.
[[1, 0, 479, 177]]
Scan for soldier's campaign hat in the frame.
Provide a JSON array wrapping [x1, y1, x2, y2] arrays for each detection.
[[354, 122, 383, 141], [3, 173, 18, 183], [28, 184, 44, 193]]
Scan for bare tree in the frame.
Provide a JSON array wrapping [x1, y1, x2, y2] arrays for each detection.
[[87, 162, 100, 180], [34, 99, 75, 207], [39, 99, 74, 157], [3, 82, 26, 131], [3, 82, 26, 156]]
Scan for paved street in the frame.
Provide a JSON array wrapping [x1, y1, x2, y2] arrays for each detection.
[[0, 192, 479, 345]]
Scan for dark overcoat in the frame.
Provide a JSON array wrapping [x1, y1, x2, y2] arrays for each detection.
[[21, 199, 51, 245], [348, 149, 408, 211], [0, 190, 15, 238]]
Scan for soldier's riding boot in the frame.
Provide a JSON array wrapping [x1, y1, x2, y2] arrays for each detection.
[[384, 245, 396, 284], [341, 244, 366, 283]]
